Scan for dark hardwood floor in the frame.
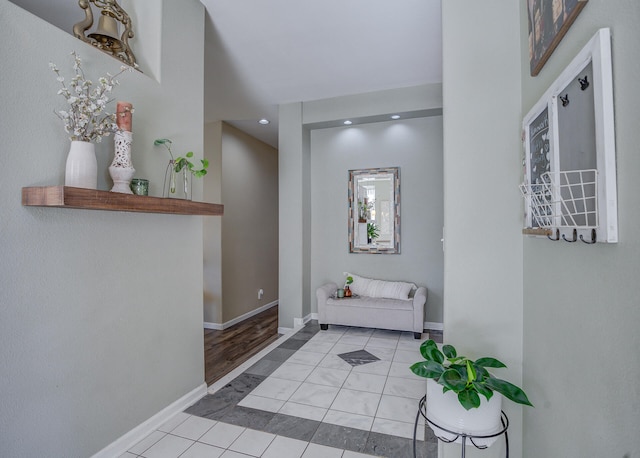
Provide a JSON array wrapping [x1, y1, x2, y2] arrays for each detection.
[[204, 305, 280, 386]]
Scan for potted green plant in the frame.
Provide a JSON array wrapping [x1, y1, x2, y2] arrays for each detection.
[[411, 339, 532, 445], [366, 222, 380, 244], [344, 275, 353, 297], [154, 138, 208, 199]]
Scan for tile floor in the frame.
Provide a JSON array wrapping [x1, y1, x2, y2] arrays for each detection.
[[123, 322, 441, 458]]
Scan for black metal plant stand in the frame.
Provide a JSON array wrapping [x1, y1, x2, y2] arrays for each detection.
[[413, 395, 510, 458]]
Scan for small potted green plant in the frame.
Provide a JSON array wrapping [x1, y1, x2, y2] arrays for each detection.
[[411, 339, 532, 445], [344, 275, 354, 297], [366, 222, 380, 244], [154, 138, 208, 199]]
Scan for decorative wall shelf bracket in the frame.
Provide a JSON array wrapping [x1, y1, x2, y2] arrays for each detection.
[[22, 186, 223, 216]]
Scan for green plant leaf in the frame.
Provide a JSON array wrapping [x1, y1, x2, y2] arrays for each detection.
[[475, 357, 507, 369], [202, 159, 209, 169], [186, 151, 194, 158], [466, 359, 477, 383], [425, 346, 444, 364], [449, 363, 468, 380], [473, 364, 490, 381], [472, 380, 494, 401], [410, 360, 444, 379], [440, 368, 466, 392], [485, 377, 533, 407], [458, 388, 481, 410], [154, 138, 171, 145], [174, 158, 186, 172], [442, 344, 457, 359], [419, 340, 438, 360]]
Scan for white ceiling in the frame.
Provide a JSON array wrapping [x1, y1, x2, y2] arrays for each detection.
[[9, 0, 442, 148]]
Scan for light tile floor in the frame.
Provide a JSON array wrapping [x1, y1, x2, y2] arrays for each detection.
[[124, 322, 441, 458], [245, 326, 428, 439]]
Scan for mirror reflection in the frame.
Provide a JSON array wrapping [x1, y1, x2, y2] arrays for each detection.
[[348, 167, 400, 253]]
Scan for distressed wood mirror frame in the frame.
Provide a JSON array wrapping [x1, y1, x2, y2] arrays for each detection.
[[348, 167, 400, 254]]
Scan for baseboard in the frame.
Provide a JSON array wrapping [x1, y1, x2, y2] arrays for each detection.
[[204, 300, 278, 330], [293, 313, 313, 329], [424, 321, 443, 331], [91, 382, 207, 458], [281, 313, 314, 334]]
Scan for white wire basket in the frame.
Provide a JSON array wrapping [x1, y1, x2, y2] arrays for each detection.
[[520, 169, 598, 229]]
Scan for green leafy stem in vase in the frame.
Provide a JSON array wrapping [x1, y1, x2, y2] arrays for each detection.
[[154, 138, 209, 195]]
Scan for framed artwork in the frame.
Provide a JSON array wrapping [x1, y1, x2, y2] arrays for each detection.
[[520, 29, 617, 244], [527, 0, 588, 76]]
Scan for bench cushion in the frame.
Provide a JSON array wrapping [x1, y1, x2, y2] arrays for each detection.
[[347, 272, 415, 300]]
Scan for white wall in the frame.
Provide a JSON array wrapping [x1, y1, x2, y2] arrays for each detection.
[[441, 1, 523, 457], [0, 1, 206, 456], [310, 117, 444, 323], [520, 1, 640, 456]]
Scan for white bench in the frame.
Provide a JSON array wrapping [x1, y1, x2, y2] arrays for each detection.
[[316, 281, 427, 339]]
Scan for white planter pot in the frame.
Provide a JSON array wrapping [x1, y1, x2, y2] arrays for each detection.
[[426, 378, 503, 447], [65, 141, 97, 189]]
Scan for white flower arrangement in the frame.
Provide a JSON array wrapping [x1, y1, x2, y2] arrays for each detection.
[[50, 52, 132, 143]]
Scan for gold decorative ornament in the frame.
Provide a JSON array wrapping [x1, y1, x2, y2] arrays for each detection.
[[73, 0, 138, 68]]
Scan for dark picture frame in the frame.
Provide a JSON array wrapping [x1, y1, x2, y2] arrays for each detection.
[[527, 0, 588, 76]]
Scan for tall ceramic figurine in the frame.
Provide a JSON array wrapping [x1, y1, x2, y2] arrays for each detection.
[[109, 101, 135, 193]]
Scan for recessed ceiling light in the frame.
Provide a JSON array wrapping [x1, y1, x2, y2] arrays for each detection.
[[258, 119, 270, 125], [391, 115, 401, 120], [343, 120, 353, 125]]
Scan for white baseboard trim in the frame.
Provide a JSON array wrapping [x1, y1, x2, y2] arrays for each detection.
[[293, 313, 313, 329], [424, 321, 443, 331], [91, 382, 207, 458], [204, 300, 278, 331], [282, 313, 314, 334]]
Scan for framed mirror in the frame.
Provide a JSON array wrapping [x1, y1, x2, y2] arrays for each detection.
[[348, 167, 400, 254]]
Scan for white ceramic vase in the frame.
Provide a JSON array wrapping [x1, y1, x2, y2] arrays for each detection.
[[426, 378, 503, 447], [65, 140, 97, 189], [109, 130, 135, 193]]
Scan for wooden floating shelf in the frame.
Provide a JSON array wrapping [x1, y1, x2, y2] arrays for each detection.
[[22, 186, 223, 216]]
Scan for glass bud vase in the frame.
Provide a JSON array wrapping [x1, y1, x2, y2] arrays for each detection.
[[163, 160, 192, 200]]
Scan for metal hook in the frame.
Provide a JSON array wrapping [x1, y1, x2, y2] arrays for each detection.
[[559, 94, 570, 107], [562, 228, 578, 242], [547, 229, 560, 241], [580, 229, 597, 244], [579, 75, 590, 91]]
